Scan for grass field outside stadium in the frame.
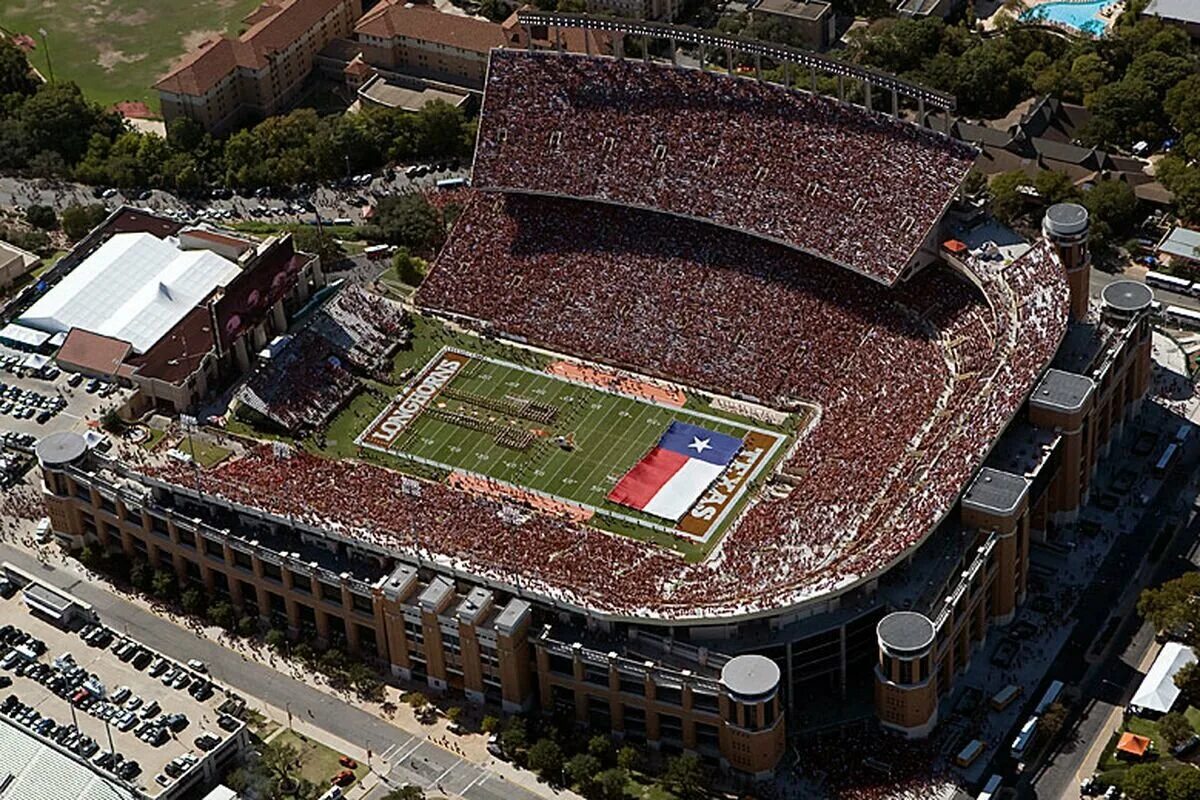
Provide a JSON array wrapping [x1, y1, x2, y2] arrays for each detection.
[[2, 0, 263, 108], [356, 347, 788, 546]]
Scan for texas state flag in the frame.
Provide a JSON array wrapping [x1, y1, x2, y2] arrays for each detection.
[[607, 421, 743, 521]]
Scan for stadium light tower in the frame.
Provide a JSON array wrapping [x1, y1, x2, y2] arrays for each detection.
[[37, 28, 54, 84]]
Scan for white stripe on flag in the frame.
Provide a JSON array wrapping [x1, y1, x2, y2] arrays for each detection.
[[642, 459, 725, 520]]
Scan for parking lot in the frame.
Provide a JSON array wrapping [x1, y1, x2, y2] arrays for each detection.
[[0, 346, 131, 439], [0, 588, 244, 797]]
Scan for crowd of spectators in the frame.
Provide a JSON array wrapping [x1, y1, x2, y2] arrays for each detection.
[[471, 50, 976, 285], [143, 187, 1069, 619], [235, 286, 409, 435]]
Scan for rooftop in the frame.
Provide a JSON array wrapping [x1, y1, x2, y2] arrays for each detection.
[[877, 611, 935, 654], [752, 0, 832, 19], [1158, 226, 1200, 263], [961, 467, 1029, 516], [19, 232, 239, 355], [1029, 368, 1095, 414], [55, 329, 133, 378], [358, 74, 469, 112], [1145, 0, 1200, 25]]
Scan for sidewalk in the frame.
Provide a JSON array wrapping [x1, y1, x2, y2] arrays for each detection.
[[1068, 629, 1166, 795]]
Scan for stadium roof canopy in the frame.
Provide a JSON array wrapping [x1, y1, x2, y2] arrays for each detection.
[[0, 717, 134, 800], [20, 232, 240, 354]]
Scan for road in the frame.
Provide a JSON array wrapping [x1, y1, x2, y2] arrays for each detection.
[[1028, 447, 1200, 799], [1091, 267, 1200, 312], [0, 543, 544, 800]]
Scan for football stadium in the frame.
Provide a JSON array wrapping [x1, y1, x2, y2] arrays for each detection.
[[37, 13, 1156, 787]]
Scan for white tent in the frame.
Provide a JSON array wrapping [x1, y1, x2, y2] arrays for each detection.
[[1131, 642, 1197, 715], [19, 232, 239, 354]]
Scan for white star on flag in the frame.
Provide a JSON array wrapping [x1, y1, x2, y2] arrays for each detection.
[[688, 437, 712, 454]]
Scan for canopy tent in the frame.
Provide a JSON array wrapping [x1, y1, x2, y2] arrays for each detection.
[[1117, 732, 1151, 759], [1130, 642, 1196, 715], [0, 323, 51, 349], [21, 354, 49, 371]]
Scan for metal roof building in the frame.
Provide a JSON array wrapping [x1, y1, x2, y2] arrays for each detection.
[[19, 232, 240, 354]]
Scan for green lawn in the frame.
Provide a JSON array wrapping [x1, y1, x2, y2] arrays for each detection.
[[2, 0, 264, 108], [1097, 708, 1200, 784], [186, 439, 232, 468], [272, 729, 367, 789]]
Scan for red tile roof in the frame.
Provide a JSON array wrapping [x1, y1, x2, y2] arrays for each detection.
[[354, 2, 505, 53], [55, 329, 132, 377], [155, 0, 354, 97]]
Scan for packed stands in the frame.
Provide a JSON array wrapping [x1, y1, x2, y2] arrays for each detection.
[[471, 50, 977, 285], [235, 286, 408, 434], [143, 189, 1069, 620]]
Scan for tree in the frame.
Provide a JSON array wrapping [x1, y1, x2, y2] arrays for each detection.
[[374, 194, 445, 255], [1081, 76, 1161, 149], [616, 745, 641, 772], [25, 204, 56, 230], [259, 739, 301, 784], [0, 39, 38, 97], [290, 226, 344, 267], [100, 408, 125, 433], [989, 171, 1034, 225], [1033, 170, 1081, 207], [591, 768, 628, 800], [1122, 763, 1168, 800], [266, 628, 288, 652], [406, 691, 429, 709], [1157, 712, 1194, 749], [565, 753, 602, 791], [180, 588, 205, 616], [208, 600, 236, 630], [587, 734, 613, 765], [237, 615, 257, 637], [446, 706, 463, 726], [528, 739, 564, 783], [1084, 179, 1139, 235], [129, 559, 152, 592], [662, 754, 708, 800], [1039, 701, 1069, 743], [1139, 572, 1200, 640], [499, 718, 528, 758], [1177, 662, 1200, 710], [1166, 75, 1200, 143], [1166, 768, 1200, 800], [382, 787, 426, 800], [60, 203, 109, 240], [150, 570, 176, 600], [392, 247, 426, 286], [481, 715, 500, 734]]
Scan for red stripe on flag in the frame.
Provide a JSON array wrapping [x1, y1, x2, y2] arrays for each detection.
[[606, 447, 689, 510]]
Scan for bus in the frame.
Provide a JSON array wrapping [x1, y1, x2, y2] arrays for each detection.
[[1033, 680, 1064, 716], [1146, 270, 1193, 295], [977, 774, 1002, 800], [436, 177, 468, 190], [1164, 305, 1200, 330], [1010, 717, 1038, 760], [990, 684, 1022, 711], [364, 244, 392, 261], [956, 739, 985, 768], [1155, 442, 1180, 476], [1175, 424, 1192, 445]]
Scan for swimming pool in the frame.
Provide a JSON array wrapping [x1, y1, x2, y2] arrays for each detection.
[[1019, 0, 1119, 35]]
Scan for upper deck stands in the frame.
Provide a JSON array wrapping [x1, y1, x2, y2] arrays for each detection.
[[470, 50, 976, 285]]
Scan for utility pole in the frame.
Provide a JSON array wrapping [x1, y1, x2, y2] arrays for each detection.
[[37, 29, 54, 83]]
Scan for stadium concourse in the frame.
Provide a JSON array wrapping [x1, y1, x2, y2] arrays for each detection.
[[471, 50, 977, 284]]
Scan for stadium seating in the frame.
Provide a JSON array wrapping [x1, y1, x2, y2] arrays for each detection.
[[147, 188, 1068, 619], [235, 286, 409, 434], [471, 50, 977, 285]]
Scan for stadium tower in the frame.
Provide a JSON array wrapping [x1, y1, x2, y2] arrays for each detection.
[[1042, 202, 1091, 320]]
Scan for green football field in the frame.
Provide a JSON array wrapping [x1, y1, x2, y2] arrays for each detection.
[[358, 349, 775, 532]]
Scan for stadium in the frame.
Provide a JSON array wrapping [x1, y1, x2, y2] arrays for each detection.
[[38, 14, 1155, 787]]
